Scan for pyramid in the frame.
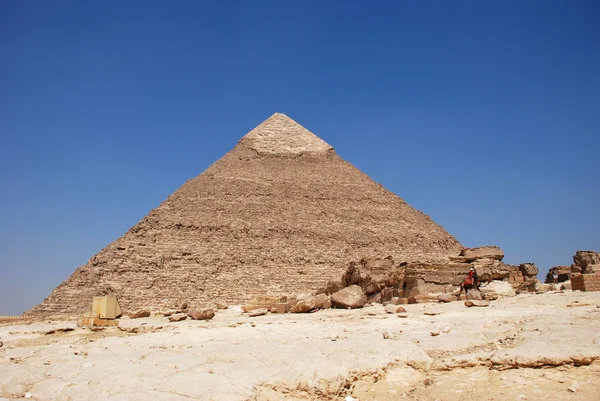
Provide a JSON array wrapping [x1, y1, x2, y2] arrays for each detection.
[[28, 113, 462, 315]]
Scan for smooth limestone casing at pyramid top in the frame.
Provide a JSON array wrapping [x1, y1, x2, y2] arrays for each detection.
[[28, 113, 463, 315]]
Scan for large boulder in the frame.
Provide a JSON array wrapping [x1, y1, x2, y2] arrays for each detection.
[[460, 246, 504, 262], [487, 280, 516, 297], [331, 285, 368, 309], [187, 309, 215, 320], [519, 263, 539, 278], [573, 251, 600, 273], [168, 313, 187, 322], [290, 294, 329, 313]]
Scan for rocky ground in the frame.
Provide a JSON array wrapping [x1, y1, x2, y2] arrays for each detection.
[[1, 291, 599, 401]]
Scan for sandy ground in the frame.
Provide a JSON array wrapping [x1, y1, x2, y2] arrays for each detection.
[[1, 291, 599, 401]]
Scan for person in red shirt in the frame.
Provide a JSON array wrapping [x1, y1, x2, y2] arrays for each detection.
[[467, 267, 479, 287]]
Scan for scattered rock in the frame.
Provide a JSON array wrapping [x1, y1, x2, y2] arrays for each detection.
[[330, 334, 338, 341], [129, 310, 150, 319], [290, 294, 329, 313], [397, 313, 408, 318], [382, 331, 393, 339], [0, 341, 3, 348], [168, 313, 188, 322], [424, 311, 440, 316], [438, 293, 456, 303], [331, 285, 367, 309], [560, 281, 572, 291], [24, 393, 32, 399], [431, 330, 440, 336], [162, 310, 182, 317], [44, 327, 74, 335], [567, 387, 577, 393], [441, 327, 451, 334], [389, 297, 401, 305], [424, 377, 434, 386], [249, 308, 268, 317], [187, 309, 215, 321], [384, 304, 406, 314], [465, 300, 490, 307], [216, 303, 228, 309]]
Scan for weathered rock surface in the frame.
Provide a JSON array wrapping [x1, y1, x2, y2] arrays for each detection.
[[168, 313, 187, 322], [460, 246, 504, 262], [573, 250, 600, 274], [290, 294, 329, 313], [3, 292, 600, 401], [331, 285, 367, 309], [519, 263, 539, 277], [187, 309, 215, 320]]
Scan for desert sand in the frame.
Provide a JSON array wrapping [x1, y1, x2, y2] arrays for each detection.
[[2, 291, 599, 401]]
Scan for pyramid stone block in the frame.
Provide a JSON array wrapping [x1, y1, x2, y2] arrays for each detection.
[[27, 113, 462, 316]]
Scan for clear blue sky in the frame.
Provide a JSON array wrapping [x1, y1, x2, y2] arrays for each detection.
[[1, 1, 598, 315]]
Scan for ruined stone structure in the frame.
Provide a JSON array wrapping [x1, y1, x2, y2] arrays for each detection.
[[545, 250, 600, 287], [28, 113, 463, 316], [318, 246, 540, 305]]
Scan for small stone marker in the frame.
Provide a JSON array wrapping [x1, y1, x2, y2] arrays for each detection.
[[275, 302, 289, 314]]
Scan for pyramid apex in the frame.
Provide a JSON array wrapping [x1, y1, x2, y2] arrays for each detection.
[[241, 113, 334, 155]]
